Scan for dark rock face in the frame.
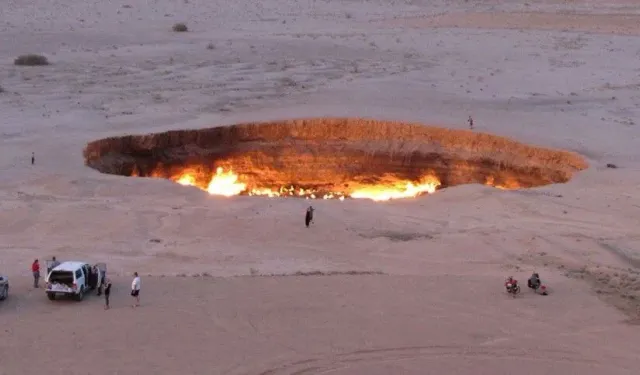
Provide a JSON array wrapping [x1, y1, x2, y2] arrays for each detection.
[[83, 118, 588, 196]]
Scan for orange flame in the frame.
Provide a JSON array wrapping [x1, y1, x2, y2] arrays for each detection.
[[350, 176, 441, 201], [161, 166, 516, 200], [206, 167, 246, 196], [166, 166, 441, 200], [485, 176, 520, 190]]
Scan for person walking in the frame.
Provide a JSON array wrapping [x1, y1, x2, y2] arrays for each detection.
[[131, 272, 141, 307], [31, 259, 40, 288], [103, 278, 112, 310]]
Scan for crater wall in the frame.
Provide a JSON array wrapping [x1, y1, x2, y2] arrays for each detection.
[[83, 118, 588, 194]]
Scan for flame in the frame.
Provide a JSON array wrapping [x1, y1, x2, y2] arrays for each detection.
[[161, 166, 443, 201], [350, 176, 441, 202], [205, 167, 246, 196], [171, 167, 247, 197], [485, 176, 520, 190], [176, 174, 197, 186], [155, 166, 522, 200]]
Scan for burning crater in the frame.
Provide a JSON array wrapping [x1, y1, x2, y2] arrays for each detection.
[[83, 118, 587, 201]]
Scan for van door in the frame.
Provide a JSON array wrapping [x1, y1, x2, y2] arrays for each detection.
[[75, 269, 84, 290], [82, 265, 90, 288], [95, 263, 107, 288]]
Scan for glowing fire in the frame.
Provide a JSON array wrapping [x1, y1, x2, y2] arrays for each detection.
[[350, 176, 441, 201], [176, 174, 196, 186], [206, 167, 246, 196], [164, 166, 514, 201], [485, 176, 520, 190], [167, 166, 440, 201]]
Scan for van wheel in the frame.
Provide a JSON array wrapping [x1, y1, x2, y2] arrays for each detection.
[[75, 287, 84, 302], [0, 285, 8, 300], [47, 292, 56, 301]]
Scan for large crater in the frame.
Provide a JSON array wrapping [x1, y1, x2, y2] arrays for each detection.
[[83, 118, 588, 201]]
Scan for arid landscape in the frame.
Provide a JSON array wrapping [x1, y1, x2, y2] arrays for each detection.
[[1, 0, 640, 374]]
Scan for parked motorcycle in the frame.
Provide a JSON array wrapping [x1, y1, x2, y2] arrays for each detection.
[[505, 277, 521, 298]]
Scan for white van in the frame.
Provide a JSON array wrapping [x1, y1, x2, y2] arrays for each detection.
[[45, 261, 106, 301]]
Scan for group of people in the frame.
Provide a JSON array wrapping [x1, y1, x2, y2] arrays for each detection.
[[83, 271, 141, 309], [91, 271, 141, 309], [31, 256, 62, 288], [30, 257, 141, 310]]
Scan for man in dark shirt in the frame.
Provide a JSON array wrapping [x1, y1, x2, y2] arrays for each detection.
[[103, 278, 112, 310], [305, 206, 314, 228]]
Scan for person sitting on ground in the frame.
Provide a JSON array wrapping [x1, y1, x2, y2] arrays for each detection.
[[528, 272, 541, 290]]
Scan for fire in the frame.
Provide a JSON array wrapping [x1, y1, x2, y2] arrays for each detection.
[[206, 167, 246, 196], [164, 166, 441, 201], [485, 176, 520, 190], [176, 174, 197, 186], [161, 167, 520, 202], [163, 166, 520, 200], [350, 176, 441, 202]]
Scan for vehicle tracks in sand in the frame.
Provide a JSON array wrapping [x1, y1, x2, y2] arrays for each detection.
[[241, 345, 625, 375]]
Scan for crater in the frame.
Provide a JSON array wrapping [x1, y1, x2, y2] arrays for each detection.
[[83, 118, 588, 201]]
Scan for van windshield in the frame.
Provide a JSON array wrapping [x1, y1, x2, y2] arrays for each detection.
[[48, 271, 74, 286]]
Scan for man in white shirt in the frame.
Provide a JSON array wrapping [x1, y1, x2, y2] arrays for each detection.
[[131, 272, 141, 307]]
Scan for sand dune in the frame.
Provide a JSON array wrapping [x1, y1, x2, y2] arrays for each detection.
[[1, 0, 640, 374]]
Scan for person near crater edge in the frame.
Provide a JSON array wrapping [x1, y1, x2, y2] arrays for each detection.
[[305, 206, 314, 228]]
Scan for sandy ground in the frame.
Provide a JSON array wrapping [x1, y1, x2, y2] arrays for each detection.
[[1, 0, 640, 374]]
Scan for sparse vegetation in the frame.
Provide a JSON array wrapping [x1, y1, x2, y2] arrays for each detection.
[[280, 77, 297, 87], [565, 263, 640, 321], [14, 54, 49, 66], [172, 23, 188, 32], [360, 231, 434, 242]]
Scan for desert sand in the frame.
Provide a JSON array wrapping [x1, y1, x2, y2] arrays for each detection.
[[1, 0, 640, 374]]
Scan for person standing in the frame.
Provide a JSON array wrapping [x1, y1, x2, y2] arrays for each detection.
[[468, 115, 474, 130], [48, 256, 60, 274], [31, 152, 35, 165], [31, 259, 40, 288], [103, 278, 112, 310], [131, 272, 141, 307], [305, 206, 314, 228]]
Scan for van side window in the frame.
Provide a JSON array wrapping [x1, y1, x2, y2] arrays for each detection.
[[75, 270, 82, 279]]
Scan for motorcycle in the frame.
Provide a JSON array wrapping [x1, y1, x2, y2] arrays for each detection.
[[505, 282, 521, 297]]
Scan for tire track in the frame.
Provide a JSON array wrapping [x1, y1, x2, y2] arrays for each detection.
[[246, 344, 621, 375]]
